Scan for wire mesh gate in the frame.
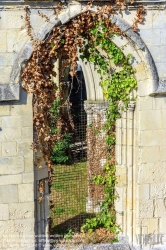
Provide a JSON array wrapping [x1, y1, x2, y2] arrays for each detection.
[[50, 66, 90, 235], [50, 64, 108, 241]]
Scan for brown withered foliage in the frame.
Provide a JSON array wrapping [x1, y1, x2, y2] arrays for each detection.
[[21, 7, 119, 176], [22, 3, 145, 179], [132, 5, 146, 31]]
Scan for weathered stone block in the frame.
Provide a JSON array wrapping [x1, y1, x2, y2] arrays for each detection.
[[125, 28, 145, 50], [58, 9, 70, 24], [0, 66, 12, 84], [18, 183, 34, 202], [69, 3, 82, 19], [17, 142, 33, 157], [148, 218, 159, 234], [153, 96, 166, 109], [0, 30, 7, 53], [10, 43, 33, 83], [14, 218, 34, 233], [112, 35, 128, 50], [150, 183, 166, 199], [11, 96, 33, 116], [159, 146, 166, 161], [138, 162, 166, 184], [141, 146, 159, 163], [36, 16, 60, 41], [161, 29, 166, 45], [0, 220, 15, 233], [148, 45, 161, 63], [0, 84, 20, 101], [0, 174, 22, 186], [140, 130, 166, 146], [2, 142, 17, 157], [139, 184, 150, 200], [22, 173, 34, 184], [137, 79, 151, 97], [0, 10, 25, 30], [115, 187, 124, 212], [160, 216, 166, 234], [154, 199, 166, 218], [19, 231, 35, 249], [122, 43, 141, 67], [21, 127, 33, 141], [0, 66, 12, 76], [116, 166, 127, 187], [0, 157, 24, 175], [0, 53, 14, 66], [0, 185, 18, 203], [114, 15, 131, 32], [139, 199, 154, 218], [139, 29, 161, 46], [24, 156, 33, 173], [155, 62, 166, 78], [0, 127, 21, 142], [152, 11, 166, 29], [0, 204, 9, 220], [2, 116, 21, 127], [139, 96, 153, 110], [22, 115, 33, 127], [0, 105, 11, 116], [9, 202, 34, 220], [139, 110, 163, 130], [7, 29, 28, 53]]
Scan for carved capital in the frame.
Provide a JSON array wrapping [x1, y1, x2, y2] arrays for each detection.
[[84, 101, 109, 115], [128, 101, 135, 111]]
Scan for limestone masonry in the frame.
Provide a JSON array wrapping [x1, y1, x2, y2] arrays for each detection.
[[0, 1, 166, 250]]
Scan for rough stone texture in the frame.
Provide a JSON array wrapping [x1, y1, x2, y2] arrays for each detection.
[[9, 202, 34, 220], [18, 183, 34, 202], [0, 204, 9, 220], [0, 156, 24, 175], [2, 115, 22, 127], [0, 185, 18, 203], [0, 174, 22, 185], [22, 173, 34, 184], [36, 17, 61, 40], [138, 162, 166, 184], [0, 105, 11, 116], [2, 141, 17, 157], [10, 43, 33, 83], [139, 200, 154, 218], [0, 84, 20, 101], [140, 110, 164, 130], [150, 183, 166, 199]]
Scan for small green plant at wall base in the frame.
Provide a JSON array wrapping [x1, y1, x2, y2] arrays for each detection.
[[64, 229, 74, 240], [51, 133, 72, 164]]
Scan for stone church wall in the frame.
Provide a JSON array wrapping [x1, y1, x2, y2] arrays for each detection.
[[0, 1, 166, 249]]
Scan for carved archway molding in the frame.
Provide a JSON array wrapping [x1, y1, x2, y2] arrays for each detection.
[[0, 2, 164, 101]]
